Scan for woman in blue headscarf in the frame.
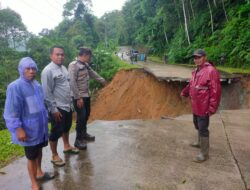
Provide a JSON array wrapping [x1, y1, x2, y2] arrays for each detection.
[[4, 57, 54, 190]]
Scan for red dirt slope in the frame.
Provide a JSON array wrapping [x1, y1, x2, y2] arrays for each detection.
[[89, 69, 191, 121]]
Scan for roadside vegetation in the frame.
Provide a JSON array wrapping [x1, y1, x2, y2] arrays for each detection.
[[217, 67, 250, 74], [147, 56, 163, 64], [148, 56, 250, 74], [0, 0, 249, 168], [0, 130, 23, 168]]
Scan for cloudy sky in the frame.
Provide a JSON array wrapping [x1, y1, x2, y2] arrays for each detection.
[[0, 0, 126, 35]]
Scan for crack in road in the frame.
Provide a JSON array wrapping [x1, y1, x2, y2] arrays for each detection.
[[219, 110, 248, 190]]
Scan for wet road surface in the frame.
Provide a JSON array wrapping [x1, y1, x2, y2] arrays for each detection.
[[0, 110, 249, 190]]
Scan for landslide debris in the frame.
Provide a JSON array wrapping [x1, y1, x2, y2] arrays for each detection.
[[90, 69, 191, 121]]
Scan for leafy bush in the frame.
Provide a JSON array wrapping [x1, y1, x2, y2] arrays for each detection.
[[89, 47, 138, 92], [0, 50, 26, 130], [0, 89, 6, 130]]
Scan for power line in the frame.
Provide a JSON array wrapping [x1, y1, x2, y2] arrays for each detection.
[[45, 0, 62, 13], [21, 0, 61, 23], [54, 0, 64, 7]]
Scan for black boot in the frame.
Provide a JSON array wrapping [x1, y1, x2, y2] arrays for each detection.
[[74, 132, 87, 150], [74, 139, 87, 150], [83, 133, 95, 141]]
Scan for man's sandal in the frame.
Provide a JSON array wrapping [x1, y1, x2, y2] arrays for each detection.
[[51, 159, 65, 167], [36, 172, 55, 181], [63, 148, 79, 154]]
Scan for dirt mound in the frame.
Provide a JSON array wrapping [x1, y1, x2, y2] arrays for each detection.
[[89, 69, 191, 121]]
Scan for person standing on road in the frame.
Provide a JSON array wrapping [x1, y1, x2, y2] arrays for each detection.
[[68, 47, 106, 149], [41, 45, 79, 167], [181, 49, 221, 163], [121, 52, 124, 60], [4, 57, 55, 190]]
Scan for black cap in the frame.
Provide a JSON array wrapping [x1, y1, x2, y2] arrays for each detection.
[[193, 49, 206, 57]]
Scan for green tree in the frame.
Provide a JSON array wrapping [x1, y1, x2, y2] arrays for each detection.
[[63, 0, 92, 19], [0, 8, 28, 49], [0, 8, 30, 130], [96, 11, 124, 46]]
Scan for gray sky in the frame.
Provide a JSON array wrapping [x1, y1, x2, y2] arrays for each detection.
[[0, 0, 126, 35]]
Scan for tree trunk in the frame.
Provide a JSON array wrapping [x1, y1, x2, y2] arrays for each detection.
[[164, 29, 169, 44], [187, 1, 191, 23], [174, 0, 183, 29], [181, 0, 190, 45], [207, 0, 214, 33], [104, 17, 107, 48], [11, 30, 16, 49], [213, 0, 217, 7], [189, 0, 195, 19], [221, 0, 228, 22]]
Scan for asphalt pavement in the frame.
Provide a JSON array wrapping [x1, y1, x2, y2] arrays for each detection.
[[0, 110, 249, 190]]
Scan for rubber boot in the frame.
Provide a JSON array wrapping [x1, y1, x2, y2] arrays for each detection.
[[74, 132, 87, 150], [190, 133, 200, 148], [82, 127, 95, 141], [193, 137, 209, 163], [82, 132, 95, 141]]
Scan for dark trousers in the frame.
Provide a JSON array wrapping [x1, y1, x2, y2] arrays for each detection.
[[73, 97, 91, 139], [193, 114, 210, 137], [49, 108, 72, 141]]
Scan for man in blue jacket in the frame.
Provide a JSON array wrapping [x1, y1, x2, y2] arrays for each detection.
[[4, 57, 54, 190]]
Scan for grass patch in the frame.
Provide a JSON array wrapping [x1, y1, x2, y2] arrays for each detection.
[[217, 66, 250, 74], [0, 129, 24, 168], [177, 64, 250, 74], [145, 56, 250, 75], [147, 56, 163, 64], [112, 54, 140, 70]]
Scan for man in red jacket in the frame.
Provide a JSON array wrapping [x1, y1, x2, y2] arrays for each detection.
[[181, 49, 221, 163]]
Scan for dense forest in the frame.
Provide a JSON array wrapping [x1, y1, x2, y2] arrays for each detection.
[[0, 0, 249, 129], [119, 0, 249, 66]]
